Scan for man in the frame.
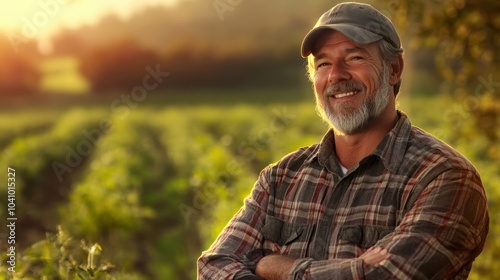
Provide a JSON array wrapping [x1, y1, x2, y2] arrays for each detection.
[[197, 2, 489, 279]]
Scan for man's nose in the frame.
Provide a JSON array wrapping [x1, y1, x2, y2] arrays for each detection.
[[328, 60, 352, 84]]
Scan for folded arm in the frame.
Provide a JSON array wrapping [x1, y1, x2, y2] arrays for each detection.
[[287, 168, 489, 279], [198, 166, 488, 280], [256, 247, 389, 280]]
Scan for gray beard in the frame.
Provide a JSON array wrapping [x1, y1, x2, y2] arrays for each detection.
[[315, 63, 391, 135]]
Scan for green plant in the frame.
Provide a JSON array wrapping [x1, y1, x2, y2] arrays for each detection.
[[0, 226, 114, 279]]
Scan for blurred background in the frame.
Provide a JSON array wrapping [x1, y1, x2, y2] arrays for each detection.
[[0, 0, 498, 279]]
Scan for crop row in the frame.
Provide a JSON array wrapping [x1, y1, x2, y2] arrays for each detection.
[[1, 105, 328, 279], [150, 108, 260, 278], [59, 112, 163, 273], [0, 109, 108, 227]]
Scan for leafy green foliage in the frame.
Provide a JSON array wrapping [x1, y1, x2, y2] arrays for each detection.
[[60, 113, 161, 274], [0, 108, 105, 193], [0, 109, 107, 246], [383, 0, 500, 153], [0, 226, 115, 279]]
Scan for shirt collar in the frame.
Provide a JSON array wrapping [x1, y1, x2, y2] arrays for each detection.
[[372, 111, 411, 173], [305, 111, 412, 174], [304, 128, 341, 174]]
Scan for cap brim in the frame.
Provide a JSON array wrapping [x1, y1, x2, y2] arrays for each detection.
[[301, 24, 383, 57]]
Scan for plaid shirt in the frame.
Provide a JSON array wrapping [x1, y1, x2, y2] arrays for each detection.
[[197, 112, 489, 280]]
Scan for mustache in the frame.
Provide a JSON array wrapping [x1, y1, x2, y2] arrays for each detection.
[[324, 81, 366, 97]]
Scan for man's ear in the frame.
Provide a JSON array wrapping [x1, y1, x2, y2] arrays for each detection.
[[389, 55, 404, 86]]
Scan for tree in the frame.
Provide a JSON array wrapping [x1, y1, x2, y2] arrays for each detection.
[[383, 0, 499, 151], [50, 29, 85, 57], [0, 34, 40, 94], [79, 39, 160, 92]]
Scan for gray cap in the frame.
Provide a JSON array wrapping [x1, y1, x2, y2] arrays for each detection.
[[301, 2, 401, 57]]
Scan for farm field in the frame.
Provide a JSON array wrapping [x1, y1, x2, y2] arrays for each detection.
[[0, 89, 498, 279]]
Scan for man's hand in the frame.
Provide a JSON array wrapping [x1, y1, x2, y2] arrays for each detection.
[[359, 246, 389, 266], [255, 254, 295, 280]]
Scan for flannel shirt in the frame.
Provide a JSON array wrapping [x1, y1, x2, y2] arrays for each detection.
[[197, 112, 489, 279]]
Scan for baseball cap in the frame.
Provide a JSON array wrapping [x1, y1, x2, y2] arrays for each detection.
[[301, 2, 401, 57]]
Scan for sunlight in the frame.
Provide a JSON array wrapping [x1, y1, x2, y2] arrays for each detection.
[[0, 0, 177, 39]]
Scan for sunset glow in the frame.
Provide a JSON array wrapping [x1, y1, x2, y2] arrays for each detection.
[[0, 0, 177, 39]]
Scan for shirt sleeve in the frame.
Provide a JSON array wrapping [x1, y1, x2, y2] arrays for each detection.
[[197, 168, 271, 280], [289, 167, 489, 279]]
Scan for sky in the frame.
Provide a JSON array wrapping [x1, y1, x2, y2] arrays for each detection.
[[0, 0, 177, 39]]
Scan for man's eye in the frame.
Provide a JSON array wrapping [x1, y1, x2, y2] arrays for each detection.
[[316, 62, 329, 70], [350, 56, 363, 61]]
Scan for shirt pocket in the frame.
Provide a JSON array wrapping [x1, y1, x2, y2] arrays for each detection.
[[261, 215, 315, 257], [338, 225, 394, 249]]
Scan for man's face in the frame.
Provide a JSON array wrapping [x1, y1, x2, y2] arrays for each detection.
[[311, 31, 392, 135]]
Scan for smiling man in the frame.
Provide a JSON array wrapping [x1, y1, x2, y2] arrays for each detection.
[[197, 2, 489, 279]]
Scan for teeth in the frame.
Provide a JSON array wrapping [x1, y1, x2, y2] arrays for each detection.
[[334, 91, 357, 98]]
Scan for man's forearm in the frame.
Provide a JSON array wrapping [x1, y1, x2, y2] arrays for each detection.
[[255, 247, 388, 280], [256, 255, 296, 280]]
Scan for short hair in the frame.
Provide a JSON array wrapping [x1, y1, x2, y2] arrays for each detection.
[[306, 39, 404, 96]]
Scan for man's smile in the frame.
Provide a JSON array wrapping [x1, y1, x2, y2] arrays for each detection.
[[332, 90, 360, 99]]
